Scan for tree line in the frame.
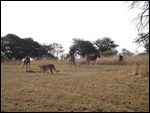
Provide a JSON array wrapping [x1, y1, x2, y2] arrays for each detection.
[[1, 33, 135, 62], [1, 34, 64, 61], [1, 2, 149, 62]]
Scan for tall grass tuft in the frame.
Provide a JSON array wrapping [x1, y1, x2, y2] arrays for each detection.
[[139, 64, 149, 77], [74, 54, 149, 78]]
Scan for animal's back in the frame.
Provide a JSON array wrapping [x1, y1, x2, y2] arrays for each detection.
[[47, 64, 59, 73]]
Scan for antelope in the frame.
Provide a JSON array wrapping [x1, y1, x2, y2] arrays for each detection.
[[118, 53, 123, 64], [68, 55, 76, 67]]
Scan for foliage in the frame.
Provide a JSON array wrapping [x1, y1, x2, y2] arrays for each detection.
[[1, 33, 24, 60], [70, 38, 99, 57], [1, 34, 43, 60], [1, 33, 64, 60], [21, 38, 42, 58], [49, 43, 64, 58], [101, 50, 118, 57], [93, 37, 119, 57], [1, 53, 9, 62], [121, 48, 134, 56], [144, 41, 149, 53], [94, 37, 119, 52]]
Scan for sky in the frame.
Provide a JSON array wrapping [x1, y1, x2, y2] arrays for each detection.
[[1, 1, 146, 54]]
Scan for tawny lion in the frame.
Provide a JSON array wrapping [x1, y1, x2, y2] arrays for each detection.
[[39, 64, 59, 74]]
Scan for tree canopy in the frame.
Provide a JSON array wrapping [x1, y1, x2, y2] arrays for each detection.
[[1, 33, 64, 61], [94, 37, 119, 52], [69, 38, 99, 57], [69, 37, 119, 57], [94, 37, 119, 56]]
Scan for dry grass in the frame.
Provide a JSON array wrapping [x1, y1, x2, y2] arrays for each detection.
[[1, 54, 149, 112]]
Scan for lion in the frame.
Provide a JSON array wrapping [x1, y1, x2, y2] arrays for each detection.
[[39, 64, 59, 74], [39, 65, 48, 74]]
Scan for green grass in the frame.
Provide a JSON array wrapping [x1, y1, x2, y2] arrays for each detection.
[[1, 58, 149, 112]]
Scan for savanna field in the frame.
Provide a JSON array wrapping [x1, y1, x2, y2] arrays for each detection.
[[1, 54, 149, 112]]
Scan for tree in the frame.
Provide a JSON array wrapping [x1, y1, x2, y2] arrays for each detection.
[[125, 1, 149, 32], [49, 43, 64, 58], [125, 1, 149, 48], [1, 34, 44, 60], [69, 38, 99, 57], [1, 33, 64, 60], [144, 41, 149, 53], [121, 48, 134, 56], [1, 52, 9, 62], [135, 33, 149, 53], [1, 33, 23, 60], [38, 44, 55, 59], [21, 37, 42, 58], [101, 50, 118, 57], [94, 37, 119, 56], [94, 37, 119, 52]]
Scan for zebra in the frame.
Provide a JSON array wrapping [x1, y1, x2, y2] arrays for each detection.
[[68, 55, 76, 67], [22, 55, 30, 69], [85, 53, 100, 65], [118, 53, 123, 64], [68, 50, 76, 67]]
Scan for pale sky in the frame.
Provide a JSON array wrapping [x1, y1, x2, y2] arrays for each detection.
[[1, 1, 146, 54]]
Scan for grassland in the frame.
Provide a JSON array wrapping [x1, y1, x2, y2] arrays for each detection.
[[1, 54, 149, 112]]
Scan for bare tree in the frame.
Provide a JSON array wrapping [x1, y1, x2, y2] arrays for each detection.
[[125, 1, 149, 32], [124, 1, 149, 46]]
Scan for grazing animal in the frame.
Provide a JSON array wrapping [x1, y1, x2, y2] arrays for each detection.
[[22, 56, 30, 69], [85, 53, 100, 65], [39, 64, 59, 74], [118, 54, 123, 63], [68, 51, 76, 67], [68, 55, 76, 67]]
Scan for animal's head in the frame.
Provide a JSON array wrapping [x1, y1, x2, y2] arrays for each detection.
[[96, 52, 100, 58], [94, 50, 101, 58], [39, 65, 42, 70], [119, 53, 122, 56]]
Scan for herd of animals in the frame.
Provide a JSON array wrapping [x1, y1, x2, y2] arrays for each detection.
[[22, 53, 123, 75]]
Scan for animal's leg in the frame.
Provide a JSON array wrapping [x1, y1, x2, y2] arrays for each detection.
[[22, 64, 25, 69], [70, 60, 72, 67], [86, 61, 89, 65], [46, 69, 49, 74], [50, 69, 53, 74], [26, 63, 27, 69], [68, 59, 71, 67], [44, 70, 45, 74], [28, 63, 30, 69], [71, 61, 72, 67]]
